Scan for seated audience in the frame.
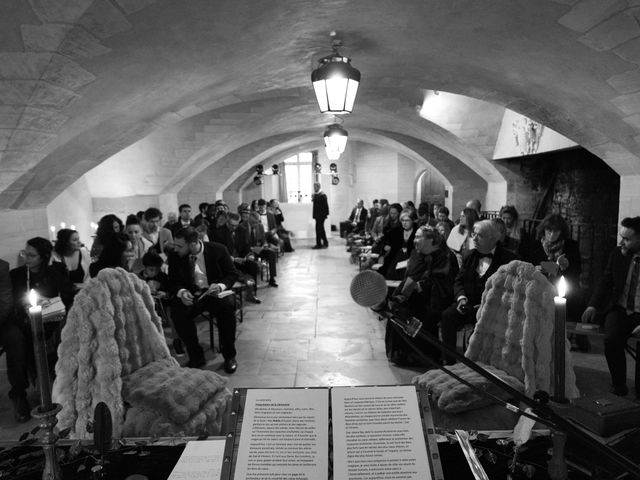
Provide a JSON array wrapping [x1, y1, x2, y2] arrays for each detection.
[[211, 213, 261, 303], [194, 217, 211, 242], [440, 220, 518, 364], [141, 207, 174, 255], [492, 218, 507, 244], [582, 216, 640, 397], [500, 205, 529, 257], [52, 228, 91, 295], [345, 199, 368, 236], [385, 226, 458, 366], [5, 237, 73, 422], [243, 210, 279, 287], [365, 199, 380, 233], [417, 202, 432, 227], [89, 232, 135, 277], [446, 207, 480, 267], [269, 199, 294, 252], [193, 202, 209, 226], [432, 203, 442, 222], [163, 212, 178, 231], [370, 205, 389, 242], [208, 210, 229, 240], [378, 209, 418, 281], [436, 206, 455, 231], [139, 250, 169, 298], [168, 227, 240, 372], [257, 198, 280, 247], [125, 215, 153, 274], [435, 220, 452, 242], [466, 199, 483, 218], [90, 214, 124, 260], [169, 203, 195, 235], [402, 200, 416, 212], [528, 214, 582, 319]]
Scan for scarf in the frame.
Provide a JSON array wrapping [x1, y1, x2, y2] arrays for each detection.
[[541, 237, 565, 261]]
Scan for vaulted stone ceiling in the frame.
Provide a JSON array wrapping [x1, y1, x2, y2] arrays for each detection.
[[2, 0, 640, 210]]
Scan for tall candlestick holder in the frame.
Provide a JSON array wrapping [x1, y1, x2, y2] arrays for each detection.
[[28, 289, 63, 479], [31, 403, 63, 480]]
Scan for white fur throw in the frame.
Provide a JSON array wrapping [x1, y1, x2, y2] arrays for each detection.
[[122, 358, 230, 437], [52, 267, 231, 438], [414, 260, 579, 411]]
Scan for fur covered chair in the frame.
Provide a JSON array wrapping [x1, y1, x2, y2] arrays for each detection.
[[414, 260, 579, 413], [52, 267, 232, 438]]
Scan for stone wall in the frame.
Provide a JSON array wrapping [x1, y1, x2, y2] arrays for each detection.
[[495, 146, 620, 300]]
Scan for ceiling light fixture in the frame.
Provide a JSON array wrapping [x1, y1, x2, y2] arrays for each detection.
[[311, 36, 361, 114], [325, 146, 341, 161], [323, 123, 348, 154]]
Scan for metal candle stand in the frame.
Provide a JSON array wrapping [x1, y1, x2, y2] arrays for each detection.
[[31, 403, 63, 480]]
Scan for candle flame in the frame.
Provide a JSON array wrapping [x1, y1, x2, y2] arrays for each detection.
[[28, 289, 38, 308], [557, 276, 567, 298]]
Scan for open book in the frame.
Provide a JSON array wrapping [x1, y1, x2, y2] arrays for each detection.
[[222, 385, 442, 480]]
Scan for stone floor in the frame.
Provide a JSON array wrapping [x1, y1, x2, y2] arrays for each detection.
[[0, 235, 636, 440]]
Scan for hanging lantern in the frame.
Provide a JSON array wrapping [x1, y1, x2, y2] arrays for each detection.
[[325, 146, 340, 161], [323, 123, 348, 154], [255, 165, 264, 175], [311, 40, 361, 114], [271, 164, 280, 175]]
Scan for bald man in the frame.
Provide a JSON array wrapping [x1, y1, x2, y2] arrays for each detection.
[[439, 220, 518, 363]]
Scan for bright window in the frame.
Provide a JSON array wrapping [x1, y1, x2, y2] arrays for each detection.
[[284, 152, 313, 203]]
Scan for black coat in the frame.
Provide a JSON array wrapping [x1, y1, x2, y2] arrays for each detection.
[[9, 264, 73, 322], [167, 241, 239, 297], [454, 245, 518, 306], [211, 225, 252, 258], [588, 247, 634, 313], [312, 191, 329, 220]]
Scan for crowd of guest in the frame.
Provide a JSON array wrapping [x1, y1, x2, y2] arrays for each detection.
[[0, 198, 295, 423], [346, 197, 640, 400]]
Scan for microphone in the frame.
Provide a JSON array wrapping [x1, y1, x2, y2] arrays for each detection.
[[350, 270, 422, 337], [350, 270, 387, 307]]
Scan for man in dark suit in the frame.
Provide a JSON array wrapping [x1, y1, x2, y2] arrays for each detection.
[[211, 213, 261, 303], [440, 220, 518, 363], [169, 203, 195, 235], [347, 199, 368, 235], [168, 227, 240, 373], [242, 214, 279, 287], [582, 216, 640, 397], [312, 182, 329, 249], [257, 198, 279, 247]]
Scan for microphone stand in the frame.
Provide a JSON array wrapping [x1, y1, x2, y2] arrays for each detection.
[[382, 313, 640, 479]]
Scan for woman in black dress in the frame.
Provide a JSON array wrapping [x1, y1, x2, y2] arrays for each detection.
[[52, 228, 91, 295]]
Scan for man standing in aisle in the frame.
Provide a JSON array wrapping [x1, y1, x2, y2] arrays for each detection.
[[312, 182, 329, 249]]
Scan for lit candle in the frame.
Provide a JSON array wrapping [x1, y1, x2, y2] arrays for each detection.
[[553, 276, 567, 403], [28, 290, 52, 412]]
